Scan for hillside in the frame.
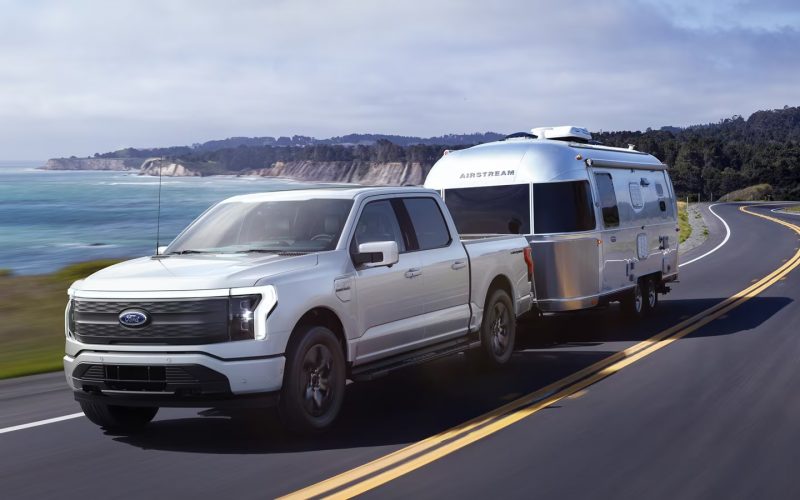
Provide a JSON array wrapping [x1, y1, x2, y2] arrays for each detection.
[[42, 106, 800, 198]]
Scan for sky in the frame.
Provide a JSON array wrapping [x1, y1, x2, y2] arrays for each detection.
[[0, 0, 798, 159]]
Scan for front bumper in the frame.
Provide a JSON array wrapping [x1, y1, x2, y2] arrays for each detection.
[[64, 349, 285, 408]]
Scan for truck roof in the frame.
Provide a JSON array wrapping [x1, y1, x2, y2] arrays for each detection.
[[222, 186, 436, 204]]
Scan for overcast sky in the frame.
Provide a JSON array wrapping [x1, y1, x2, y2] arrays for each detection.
[[1, 0, 798, 159]]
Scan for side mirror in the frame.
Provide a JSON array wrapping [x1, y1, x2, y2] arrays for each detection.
[[157, 246, 168, 255], [354, 241, 399, 268]]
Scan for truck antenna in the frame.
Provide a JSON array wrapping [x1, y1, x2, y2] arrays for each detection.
[[155, 160, 163, 255]]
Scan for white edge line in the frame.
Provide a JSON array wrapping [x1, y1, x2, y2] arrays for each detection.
[[679, 203, 730, 268], [0, 412, 84, 435]]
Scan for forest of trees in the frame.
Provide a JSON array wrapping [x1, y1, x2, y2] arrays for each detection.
[[596, 106, 800, 200], [89, 106, 800, 200]]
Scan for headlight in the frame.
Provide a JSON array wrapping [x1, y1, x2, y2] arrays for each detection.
[[228, 286, 277, 341], [65, 299, 75, 338], [228, 294, 261, 340]]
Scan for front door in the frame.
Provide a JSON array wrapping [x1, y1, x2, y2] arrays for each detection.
[[351, 199, 424, 364]]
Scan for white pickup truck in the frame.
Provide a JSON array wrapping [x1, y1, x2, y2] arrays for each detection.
[[64, 187, 533, 433]]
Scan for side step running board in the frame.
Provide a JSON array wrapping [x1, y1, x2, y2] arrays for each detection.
[[350, 334, 480, 382]]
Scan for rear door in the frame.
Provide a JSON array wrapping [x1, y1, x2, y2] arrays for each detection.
[[351, 199, 424, 364], [398, 196, 471, 344]]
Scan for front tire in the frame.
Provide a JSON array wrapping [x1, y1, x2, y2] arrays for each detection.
[[279, 325, 346, 434], [79, 401, 157, 433], [476, 288, 516, 366]]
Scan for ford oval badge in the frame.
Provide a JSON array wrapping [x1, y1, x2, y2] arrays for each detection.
[[119, 309, 151, 328]]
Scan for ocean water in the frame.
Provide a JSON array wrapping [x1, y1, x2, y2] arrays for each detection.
[[0, 161, 313, 275]]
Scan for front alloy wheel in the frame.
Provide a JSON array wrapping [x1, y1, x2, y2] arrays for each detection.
[[279, 325, 345, 434]]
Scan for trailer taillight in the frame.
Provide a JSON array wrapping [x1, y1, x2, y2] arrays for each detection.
[[523, 247, 533, 281]]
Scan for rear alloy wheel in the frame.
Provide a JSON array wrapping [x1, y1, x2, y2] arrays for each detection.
[[279, 325, 345, 434], [644, 277, 659, 314], [79, 401, 158, 433], [477, 288, 516, 366], [623, 280, 646, 319]]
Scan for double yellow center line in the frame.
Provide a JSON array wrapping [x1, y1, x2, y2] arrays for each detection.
[[282, 204, 800, 499]]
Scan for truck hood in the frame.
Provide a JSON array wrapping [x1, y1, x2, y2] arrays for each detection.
[[72, 253, 319, 292]]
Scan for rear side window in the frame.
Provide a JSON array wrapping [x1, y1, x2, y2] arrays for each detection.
[[533, 181, 596, 234], [594, 173, 620, 228], [443, 185, 530, 235], [401, 197, 451, 250]]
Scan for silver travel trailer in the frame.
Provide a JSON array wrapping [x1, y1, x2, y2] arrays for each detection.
[[424, 126, 679, 316]]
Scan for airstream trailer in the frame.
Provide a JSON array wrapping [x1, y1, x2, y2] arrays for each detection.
[[424, 126, 679, 316]]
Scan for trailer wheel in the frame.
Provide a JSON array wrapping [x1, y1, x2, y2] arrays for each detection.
[[79, 401, 158, 433], [279, 325, 345, 434], [644, 277, 659, 313], [622, 280, 646, 319], [476, 288, 516, 366]]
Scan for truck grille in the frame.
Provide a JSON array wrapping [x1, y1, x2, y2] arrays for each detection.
[[74, 363, 230, 394], [72, 298, 229, 345]]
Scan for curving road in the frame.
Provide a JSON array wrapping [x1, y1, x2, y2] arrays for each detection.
[[2, 202, 800, 499]]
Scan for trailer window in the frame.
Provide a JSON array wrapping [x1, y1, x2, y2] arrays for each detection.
[[629, 183, 644, 209], [594, 173, 620, 228], [532, 181, 596, 234], [443, 185, 530, 235]]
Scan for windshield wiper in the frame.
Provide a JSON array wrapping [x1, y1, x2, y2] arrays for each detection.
[[168, 249, 213, 255], [235, 249, 310, 255], [234, 249, 283, 254]]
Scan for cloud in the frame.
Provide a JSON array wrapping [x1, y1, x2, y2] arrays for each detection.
[[0, 0, 797, 158]]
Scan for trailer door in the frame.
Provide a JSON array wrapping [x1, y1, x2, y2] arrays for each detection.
[[593, 172, 629, 292]]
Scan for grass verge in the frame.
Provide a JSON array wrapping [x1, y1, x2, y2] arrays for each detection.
[[677, 201, 692, 243], [0, 260, 120, 379]]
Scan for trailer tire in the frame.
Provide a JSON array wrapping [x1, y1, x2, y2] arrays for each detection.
[[476, 288, 516, 366], [79, 401, 157, 433], [279, 325, 345, 434], [644, 277, 659, 314], [622, 280, 646, 319]]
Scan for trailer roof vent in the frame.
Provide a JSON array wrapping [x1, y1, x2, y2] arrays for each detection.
[[531, 126, 592, 143]]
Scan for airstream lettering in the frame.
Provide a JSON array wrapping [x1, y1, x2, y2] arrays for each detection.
[[424, 126, 679, 317]]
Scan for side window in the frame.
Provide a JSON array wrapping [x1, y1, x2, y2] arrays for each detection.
[[629, 182, 644, 209], [402, 197, 451, 250], [594, 173, 620, 228], [351, 200, 406, 253]]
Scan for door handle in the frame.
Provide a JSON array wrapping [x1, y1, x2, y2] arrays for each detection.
[[451, 260, 467, 270], [610, 236, 617, 242], [404, 268, 422, 278]]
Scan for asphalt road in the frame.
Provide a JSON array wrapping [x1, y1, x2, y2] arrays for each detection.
[[2, 202, 799, 499]]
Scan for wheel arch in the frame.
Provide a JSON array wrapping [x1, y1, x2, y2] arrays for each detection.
[[288, 307, 348, 360]]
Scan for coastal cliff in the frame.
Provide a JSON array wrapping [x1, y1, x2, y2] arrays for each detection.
[[139, 159, 200, 177], [42, 158, 143, 171], [59, 157, 430, 185], [249, 160, 427, 185]]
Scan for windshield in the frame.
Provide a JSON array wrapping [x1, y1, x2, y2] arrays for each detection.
[[166, 198, 353, 254]]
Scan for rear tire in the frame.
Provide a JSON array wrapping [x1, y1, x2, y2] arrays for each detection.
[[279, 325, 346, 434], [622, 280, 646, 319], [476, 288, 516, 367], [643, 277, 659, 314], [79, 401, 157, 433]]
